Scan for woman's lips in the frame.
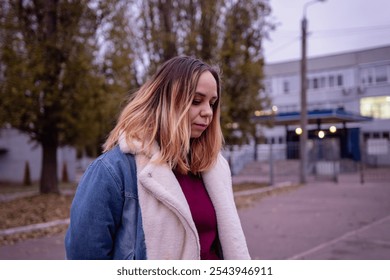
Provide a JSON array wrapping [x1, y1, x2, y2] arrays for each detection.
[[193, 123, 208, 130]]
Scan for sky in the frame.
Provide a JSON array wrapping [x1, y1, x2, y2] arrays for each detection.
[[263, 0, 390, 63]]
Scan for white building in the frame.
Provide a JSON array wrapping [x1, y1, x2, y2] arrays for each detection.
[[256, 45, 390, 167], [0, 127, 77, 184]]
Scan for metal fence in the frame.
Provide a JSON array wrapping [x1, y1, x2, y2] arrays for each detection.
[[227, 137, 390, 185], [222, 145, 255, 176], [360, 138, 390, 183]]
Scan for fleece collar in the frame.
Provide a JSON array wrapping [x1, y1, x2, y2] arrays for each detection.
[[118, 136, 250, 259], [119, 135, 194, 221]]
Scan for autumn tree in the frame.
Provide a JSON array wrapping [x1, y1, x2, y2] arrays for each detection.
[[0, 0, 111, 193], [90, 0, 139, 156], [136, 0, 272, 144], [137, 0, 179, 75], [0, 0, 273, 193], [219, 0, 272, 145]]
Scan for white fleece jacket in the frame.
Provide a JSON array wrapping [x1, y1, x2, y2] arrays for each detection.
[[119, 138, 251, 260]]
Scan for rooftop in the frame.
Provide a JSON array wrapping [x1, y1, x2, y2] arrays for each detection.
[[254, 108, 373, 126]]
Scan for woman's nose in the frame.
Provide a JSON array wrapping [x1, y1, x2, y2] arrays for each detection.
[[201, 104, 213, 117]]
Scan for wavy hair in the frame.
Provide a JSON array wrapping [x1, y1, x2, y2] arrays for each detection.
[[103, 56, 224, 174]]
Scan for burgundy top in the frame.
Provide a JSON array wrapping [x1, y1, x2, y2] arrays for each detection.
[[174, 171, 220, 260]]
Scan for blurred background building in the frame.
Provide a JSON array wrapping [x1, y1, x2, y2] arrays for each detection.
[[226, 45, 390, 179], [259, 45, 389, 160]]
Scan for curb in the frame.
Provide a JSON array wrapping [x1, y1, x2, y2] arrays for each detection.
[[0, 191, 39, 203], [234, 181, 297, 197], [0, 189, 75, 203], [0, 182, 298, 238], [0, 219, 70, 236]]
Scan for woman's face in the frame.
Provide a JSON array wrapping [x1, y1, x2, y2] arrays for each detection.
[[189, 71, 218, 138]]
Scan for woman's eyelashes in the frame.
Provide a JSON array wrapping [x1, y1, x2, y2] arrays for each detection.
[[192, 99, 216, 108]]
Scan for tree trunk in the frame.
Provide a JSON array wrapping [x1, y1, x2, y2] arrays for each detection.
[[158, 0, 177, 61], [39, 0, 60, 194], [40, 140, 59, 194]]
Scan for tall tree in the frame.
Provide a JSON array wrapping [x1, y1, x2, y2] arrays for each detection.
[[176, 0, 222, 61], [1, 0, 273, 194], [219, 0, 272, 145], [93, 0, 139, 156], [135, 0, 273, 144], [136, 0, 222, 72], [138, 0, 179, 74], [0, 0, 107, 193]]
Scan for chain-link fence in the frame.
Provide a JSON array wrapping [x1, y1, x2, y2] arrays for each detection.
[[225, 136, 390, 185], [360, 138, 390, 183]]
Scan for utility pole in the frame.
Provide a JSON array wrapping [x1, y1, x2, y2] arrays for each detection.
[[300, 0, 327, 184], [300, 14, 308, 184]]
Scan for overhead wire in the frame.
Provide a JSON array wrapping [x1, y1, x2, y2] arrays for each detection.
[[265, 24, 390, 56]]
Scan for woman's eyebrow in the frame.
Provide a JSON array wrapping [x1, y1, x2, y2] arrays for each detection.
[[195, 92, 218, 101]]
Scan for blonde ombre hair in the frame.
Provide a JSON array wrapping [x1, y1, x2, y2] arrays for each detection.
[[103, 56, 224, 174]]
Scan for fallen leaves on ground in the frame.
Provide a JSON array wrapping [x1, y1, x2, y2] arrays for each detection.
[[0, 194, 73, 230], [0, 182, 291, 246], [0, 225, 69, 246], [0, 194, 74, 245]]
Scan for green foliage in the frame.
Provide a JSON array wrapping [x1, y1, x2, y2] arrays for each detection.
[[1, 1, 100, 144], [219, 0, 272, 144], [0, 0, 138, 192]]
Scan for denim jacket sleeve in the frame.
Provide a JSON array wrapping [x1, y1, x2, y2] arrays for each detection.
[[65, 146, 146, 259]]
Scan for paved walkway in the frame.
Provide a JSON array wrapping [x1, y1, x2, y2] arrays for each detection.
[[1, 166, 390, 260], [239, 176, 390, 259]]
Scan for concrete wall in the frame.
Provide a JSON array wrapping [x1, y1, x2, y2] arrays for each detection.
[[0, 128, 76, 184]]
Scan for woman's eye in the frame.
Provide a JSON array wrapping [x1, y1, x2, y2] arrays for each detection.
[[192, 100, 201, 105]]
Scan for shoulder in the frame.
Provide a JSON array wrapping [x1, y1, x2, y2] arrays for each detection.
[[216, 153, 230, 173], [96, 146, 136, 173], [83, 146, 137, 196], [99, 145, 133, 162], [202, 152, 231, 184]]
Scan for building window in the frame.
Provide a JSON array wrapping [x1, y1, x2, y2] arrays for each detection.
[[361, 66, 388, 85], [361, 69, 372, 85], [329, 76, 335, 87], [313, 78, 318, 89], [320, 77, 326, 88], [283, 80, 289, 94], [360, 96, 390, 119], [264, 80, 272, 95], [337, 75, 343, 86], [375, 65, 388, 83]]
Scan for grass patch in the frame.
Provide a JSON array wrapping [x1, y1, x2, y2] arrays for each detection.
[[233, 182, 269, 192], [0, 182, 77, 195], [234, 183, 302, 209]]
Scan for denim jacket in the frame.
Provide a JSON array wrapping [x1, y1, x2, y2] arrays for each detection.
[[65, 146, 147, 259], [66, 141, 251, 260]]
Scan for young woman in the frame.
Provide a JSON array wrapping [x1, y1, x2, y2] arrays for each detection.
[[65, 56, 250, 260]]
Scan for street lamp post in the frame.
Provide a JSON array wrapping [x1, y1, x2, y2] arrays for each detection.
[[300, 0, 326, 184]]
